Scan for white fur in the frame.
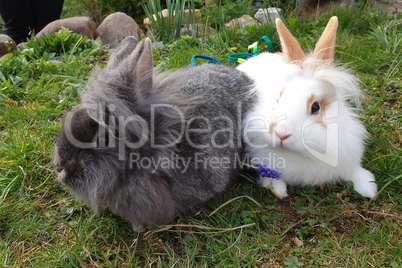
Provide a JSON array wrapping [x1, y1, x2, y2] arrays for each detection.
[[238, 52, 377, 198]]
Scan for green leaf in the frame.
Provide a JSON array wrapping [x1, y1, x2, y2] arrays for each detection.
[[0, 71, 5, 82], [284, 256, 305, 267], [44, 101, 55, 108]]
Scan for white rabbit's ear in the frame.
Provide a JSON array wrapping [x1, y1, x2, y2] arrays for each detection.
[[108, 36, 138, 68], [276, 18, 305, 63], [313, 16, 338, 62], [131, 38, 153, 90]]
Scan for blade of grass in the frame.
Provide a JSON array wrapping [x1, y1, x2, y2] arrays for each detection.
[[208, 195, 262, 217]]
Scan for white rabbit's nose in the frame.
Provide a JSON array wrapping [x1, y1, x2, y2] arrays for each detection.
[[274, 130, 291, 141], [277, 134, 291, 141], [274, 130, 292, 147], [273, 124, 291, 138]]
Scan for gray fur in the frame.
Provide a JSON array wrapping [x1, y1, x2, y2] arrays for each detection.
[[54, 37, 255, 230]]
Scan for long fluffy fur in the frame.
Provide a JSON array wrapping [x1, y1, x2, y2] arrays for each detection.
[[238, 17, 377, 199], [54, 37, 255, 230]]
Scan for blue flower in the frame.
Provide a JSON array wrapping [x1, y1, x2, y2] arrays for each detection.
[[255, 164, 281, 180]]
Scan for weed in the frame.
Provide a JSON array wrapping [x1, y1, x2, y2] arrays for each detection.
[[143, 0, 198, 42]]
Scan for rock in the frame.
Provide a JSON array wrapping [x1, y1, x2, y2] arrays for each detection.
[[144, 9, 168, 29], [183, 9, 202, 25], [95, 12, 142, 48], [36, 17, 97, 39], [367, 0, 402, 15], [296, 0, 402, 18], [294, 237, 304, 247], [17, 42, 28, 51], [143, 9, 201, 29], [152, 41, 164, 49], [0, 34, 17, 57], [45, 60, 64, 65], [254, 8, 282, 25], [296, 0, 357, 21], [180, 23, 215, 37], [225, 14, 260, 29]]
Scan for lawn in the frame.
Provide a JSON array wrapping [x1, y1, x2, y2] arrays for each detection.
[[0, 2, 401, 267]]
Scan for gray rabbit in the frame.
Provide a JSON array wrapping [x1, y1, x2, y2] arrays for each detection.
[[54, 37, 255, 231]]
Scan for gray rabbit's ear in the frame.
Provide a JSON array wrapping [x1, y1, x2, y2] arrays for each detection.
[[276, 18, 305, 63], [313, 16, 338, 62], [108, 36, 139, 68], [129, 38, 153, 91]]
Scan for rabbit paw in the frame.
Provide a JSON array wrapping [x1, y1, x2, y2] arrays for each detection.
[[132, 223, 145, 232], [350, 168, 378, 199], [259, 177, 288, 199]]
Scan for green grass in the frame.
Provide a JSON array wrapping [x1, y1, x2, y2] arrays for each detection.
[[1, 5, 401, 267]]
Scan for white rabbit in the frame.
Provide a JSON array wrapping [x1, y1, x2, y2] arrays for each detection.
[[238, 16, 378, 199]]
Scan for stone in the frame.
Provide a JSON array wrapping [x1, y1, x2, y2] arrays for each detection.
[[17, 42, 28, 51], [254, 8, 282, 25], [180, 23, 215, 37], [144, 9, 169, 29], [367, 0, 402, 15], [152, 41, 164, 49], [36, 17, 97, 39], [0, 34, 17, 57], [143, 9, 202, 29], [46, 60, 64, 65], [183, 9, 202, 25], [95, 12, 142, 48], [296, 0, 357, 21], [225, 14, 260, 30]]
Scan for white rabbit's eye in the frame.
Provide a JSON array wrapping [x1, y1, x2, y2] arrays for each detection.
[[311, 102, 320, 115]]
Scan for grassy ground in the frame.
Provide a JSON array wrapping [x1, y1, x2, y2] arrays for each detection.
[[0, 5, 401, 268]]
